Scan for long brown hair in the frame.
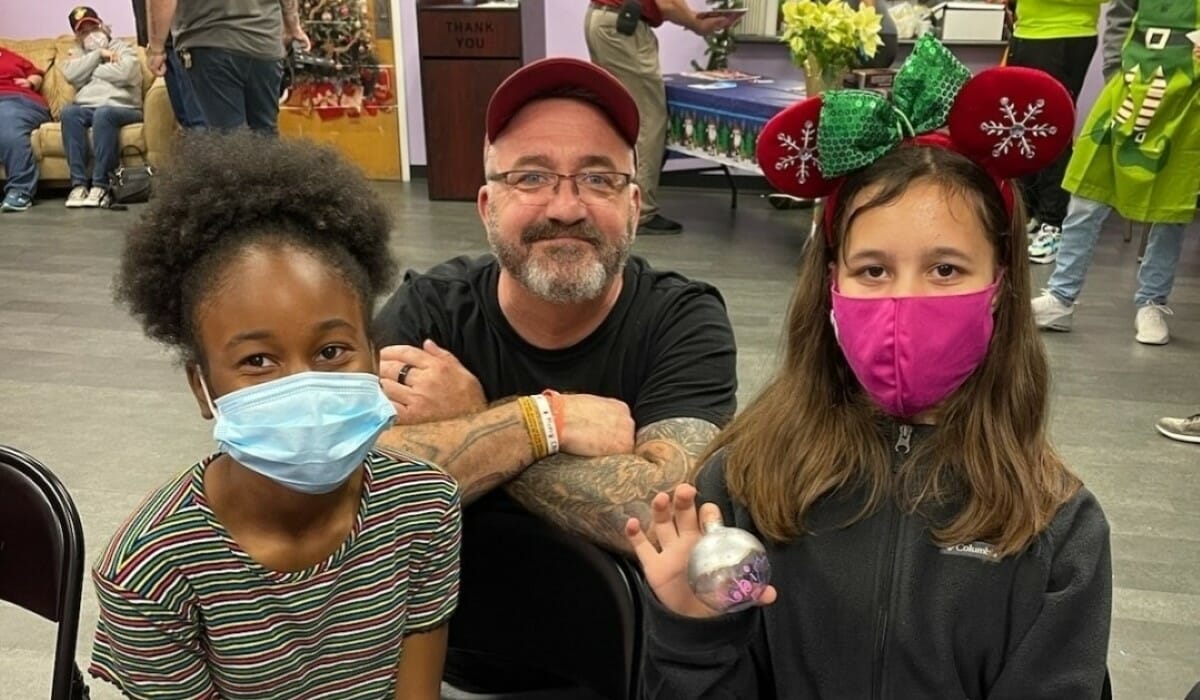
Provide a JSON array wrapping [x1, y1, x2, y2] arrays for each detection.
[[707, 145, 1079, 557]]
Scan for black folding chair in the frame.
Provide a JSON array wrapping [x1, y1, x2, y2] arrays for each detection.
[[442, 497, 643, 700], [0, 445, 89, 700]]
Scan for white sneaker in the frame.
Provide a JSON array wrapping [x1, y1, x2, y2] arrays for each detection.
[[1134, 303, 1172, 345], [1032, 291, 1073, 331], [1155, 413, 1200, 443], [65, 185, 89, 208], [81, 186, 106, 208], [1025, 216, 1041, 236], [1028, 224, 1062, 264]]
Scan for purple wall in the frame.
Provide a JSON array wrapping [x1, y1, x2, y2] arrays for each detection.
[[402, 1, 707, 166], [2, 0, 137, 39]]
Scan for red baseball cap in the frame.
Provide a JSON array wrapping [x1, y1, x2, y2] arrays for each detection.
[[68, 6, 103, 32], [485, 57, 640, 147]]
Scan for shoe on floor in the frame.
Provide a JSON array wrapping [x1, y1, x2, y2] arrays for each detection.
[[1155, 413, 1200, 444], [1, 190, 32, 212], [1031, 291, 1073, 331], [637, 214, 683, 236], [1028, 224, 1062, 264], [65, 185, 89, 208], [83, 186, 107, 208], [1025, 216, 1041, 236], [1134, 303, 1172, 345]]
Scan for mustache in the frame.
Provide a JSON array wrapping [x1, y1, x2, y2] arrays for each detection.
[[520, 221, 605, 246]]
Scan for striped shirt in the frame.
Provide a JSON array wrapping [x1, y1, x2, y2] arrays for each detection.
[[89, 452, 460, 699]]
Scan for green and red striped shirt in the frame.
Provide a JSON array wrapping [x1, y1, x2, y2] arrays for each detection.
[[89, 452, 460, 699]]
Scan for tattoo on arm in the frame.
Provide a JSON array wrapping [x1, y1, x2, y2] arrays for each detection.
[[503, 417, 720, 554], [376, 407, 533, 503], [280, 0, 300, 26]]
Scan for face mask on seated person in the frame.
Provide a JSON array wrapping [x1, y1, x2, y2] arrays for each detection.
[[83, 31, 109, 52], [200, 371, 397, 494]]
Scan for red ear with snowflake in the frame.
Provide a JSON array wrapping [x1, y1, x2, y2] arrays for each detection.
[[756, 96, 839, 199], [946, 66, 1075, 179]]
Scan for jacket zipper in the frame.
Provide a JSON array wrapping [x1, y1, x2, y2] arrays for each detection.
[[872, 424, 911, 699]]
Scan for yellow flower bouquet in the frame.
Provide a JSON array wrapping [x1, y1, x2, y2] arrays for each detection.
[[780, 0, 883, 95]]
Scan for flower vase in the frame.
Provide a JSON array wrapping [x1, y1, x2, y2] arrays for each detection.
[[803, 55, 844, 97]]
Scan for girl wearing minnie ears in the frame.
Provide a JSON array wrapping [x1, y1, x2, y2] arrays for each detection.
[[628, 36, 1113, 699]]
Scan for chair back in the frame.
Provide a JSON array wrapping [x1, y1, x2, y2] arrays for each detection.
[[444, 497, 643, 700], [0, 445, 86, 700]]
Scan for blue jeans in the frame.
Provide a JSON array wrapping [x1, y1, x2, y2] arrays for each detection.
[[1047, 194, 1188, 307], [60, 104, 144, 188], [185, 47, 282, 134], [0, 95, 51, 197], [166, 37, 206, 129]]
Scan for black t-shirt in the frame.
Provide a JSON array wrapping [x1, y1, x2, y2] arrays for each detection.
[[372, 254, 737, 429]]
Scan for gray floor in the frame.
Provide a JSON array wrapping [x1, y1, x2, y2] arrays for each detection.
[[1, 181, 1197, 699]]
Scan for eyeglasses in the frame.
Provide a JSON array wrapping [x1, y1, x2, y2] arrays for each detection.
[[488, 170, 634, 205]]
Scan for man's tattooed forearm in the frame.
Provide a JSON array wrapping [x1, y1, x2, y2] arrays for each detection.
[[504, 417, 721, 553]]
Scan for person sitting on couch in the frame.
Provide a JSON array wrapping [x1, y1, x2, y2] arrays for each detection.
[[0, 45, 51, 213], [60, 6, 143, 208]]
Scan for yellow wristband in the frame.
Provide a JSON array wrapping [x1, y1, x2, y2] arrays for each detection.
[[518, 396, 549, 460]]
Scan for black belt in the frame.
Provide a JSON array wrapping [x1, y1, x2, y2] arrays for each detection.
[[1131, 26, 1196, 50], [590, 2, 645, 21]]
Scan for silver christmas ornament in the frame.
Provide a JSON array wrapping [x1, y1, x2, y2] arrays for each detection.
[[687, 521, 771, 614]]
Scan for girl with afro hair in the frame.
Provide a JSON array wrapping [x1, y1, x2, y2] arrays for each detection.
[[89, 131, 459, 700]]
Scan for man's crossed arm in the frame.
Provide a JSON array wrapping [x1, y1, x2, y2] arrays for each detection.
[[374, 343, 719, 555]]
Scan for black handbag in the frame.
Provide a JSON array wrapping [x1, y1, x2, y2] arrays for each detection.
[[108, 146, 155, 205]]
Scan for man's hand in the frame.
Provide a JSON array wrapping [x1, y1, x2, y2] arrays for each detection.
[[100, 49, 116, 62], [13, 78, 31, 88], [691, 15, 729, 36], [285, 25, 312, 52], [556, 394, 636, 456], [148, 49, 167, 76], [379, 341, 487, 424]]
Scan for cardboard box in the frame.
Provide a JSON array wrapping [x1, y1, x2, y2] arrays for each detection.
[[843, 68, 898, 89], [930, 1, 1006, 42]]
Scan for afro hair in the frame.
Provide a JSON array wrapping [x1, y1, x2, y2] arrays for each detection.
[[114, 131, 397, 361]]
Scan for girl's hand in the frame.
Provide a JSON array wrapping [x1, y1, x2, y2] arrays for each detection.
[[626, 484, 777, 619]]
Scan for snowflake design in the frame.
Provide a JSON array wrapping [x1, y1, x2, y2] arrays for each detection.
[[774, 120, 818, 183], [980, 97, 1057, 159]]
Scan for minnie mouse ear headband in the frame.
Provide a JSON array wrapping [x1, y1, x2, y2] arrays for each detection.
[[756, 35, 1075, 243]]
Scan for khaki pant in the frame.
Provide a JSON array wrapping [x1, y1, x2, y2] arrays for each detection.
[[584, 4, 667, 222]]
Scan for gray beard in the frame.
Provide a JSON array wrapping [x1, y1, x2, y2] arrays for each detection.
[[487, 209, 633, 304]]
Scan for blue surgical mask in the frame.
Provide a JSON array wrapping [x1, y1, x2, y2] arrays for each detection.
[[200, 371, 396, 494]]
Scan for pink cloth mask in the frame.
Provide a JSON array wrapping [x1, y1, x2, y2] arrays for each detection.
[[830, 282, 999, 418]]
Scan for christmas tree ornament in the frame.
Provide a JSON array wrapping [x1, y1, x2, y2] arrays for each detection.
[[687, 520, 771, 614]]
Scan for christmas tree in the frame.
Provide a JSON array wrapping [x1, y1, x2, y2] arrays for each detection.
[[294, 0, 383, 98]]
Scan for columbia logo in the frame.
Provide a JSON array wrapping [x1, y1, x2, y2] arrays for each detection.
[[941, 541, 1000, 562]]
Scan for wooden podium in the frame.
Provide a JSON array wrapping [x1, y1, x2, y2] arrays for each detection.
[[417, 1, 545, 200]]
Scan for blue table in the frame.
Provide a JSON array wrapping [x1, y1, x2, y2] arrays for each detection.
[[663, 73, 807, 207]]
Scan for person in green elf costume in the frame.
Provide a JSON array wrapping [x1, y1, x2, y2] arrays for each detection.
[[1031, 0, 1199, 346]]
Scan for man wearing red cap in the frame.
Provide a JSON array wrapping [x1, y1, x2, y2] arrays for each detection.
[[586, 0, 728, 235], [370, 57, 737, 556], [61, 6, 143, 208]]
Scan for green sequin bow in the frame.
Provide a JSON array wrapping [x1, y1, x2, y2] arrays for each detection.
[[816, 35, 973, 177]]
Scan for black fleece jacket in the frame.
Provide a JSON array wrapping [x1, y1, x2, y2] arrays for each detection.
[[643, 424, 1112, 700]]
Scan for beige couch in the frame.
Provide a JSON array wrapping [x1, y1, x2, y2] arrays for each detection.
[[0, 35, 175, 185]]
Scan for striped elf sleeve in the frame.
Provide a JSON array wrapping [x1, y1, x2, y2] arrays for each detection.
[[405, 489, 462, 634]]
